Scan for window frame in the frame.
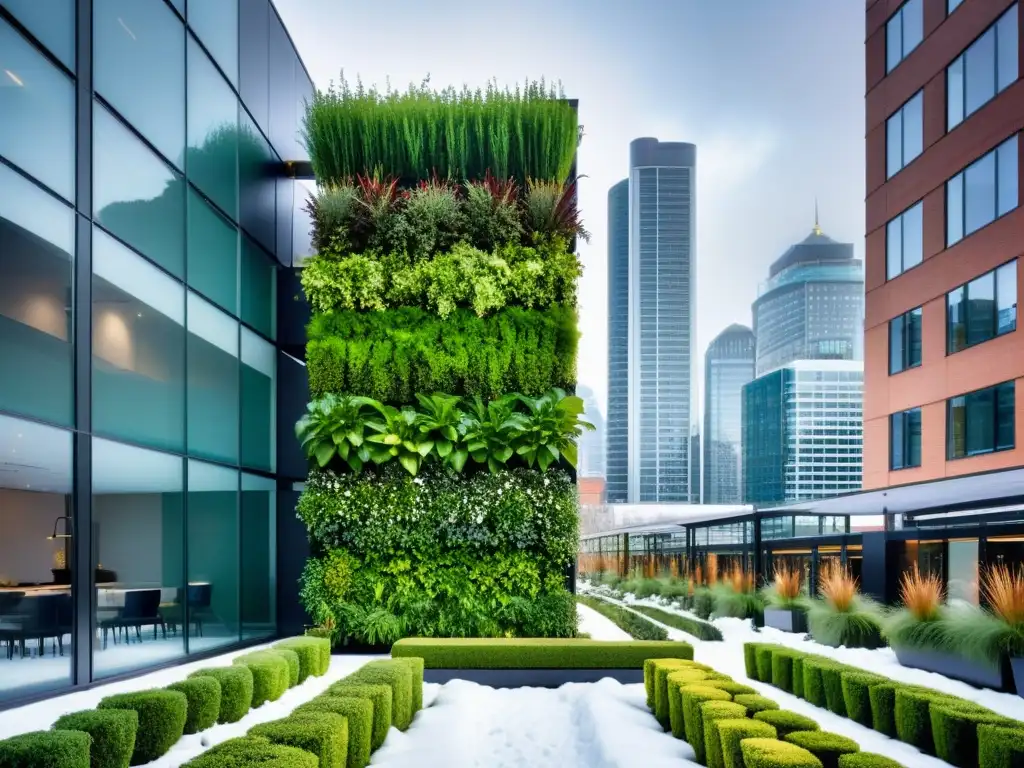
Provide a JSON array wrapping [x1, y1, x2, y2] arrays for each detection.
[[948, 0, 965, 13], [946, 259, 1018, 354], [889, 306, 924, 374], [887, 90, 924, 179], [947, 380, 1016, 460], [887, 0, 924, 74], [946, 4, 1018, 131], [890, 408, 923, 470], [886, 200, 924, 280], [946, 135, 1019, 247]]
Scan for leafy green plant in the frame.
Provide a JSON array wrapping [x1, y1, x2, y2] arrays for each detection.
[[525, 176, 589, 243], [363, 404, 434, 475], [295, 394, 379, 471], [514, 387, 592, 470], [414, 393, 469, 471]]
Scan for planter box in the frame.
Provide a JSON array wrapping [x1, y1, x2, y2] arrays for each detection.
[[1011, 657, 1024, 698], [894, 647, 1013, 692], [423, 668, 642, 688], [763, 607, 807, 634]]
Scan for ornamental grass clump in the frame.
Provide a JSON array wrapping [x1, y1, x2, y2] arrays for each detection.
[[712, 565, 763, 620], [807, 562, 884, 649], [882, 565, 948, 653], [763, 563, 806, 609]]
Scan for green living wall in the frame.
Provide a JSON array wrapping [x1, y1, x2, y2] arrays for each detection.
[[296, 77, 589, 644]]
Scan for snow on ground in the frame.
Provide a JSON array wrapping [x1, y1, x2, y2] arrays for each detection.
[[576, 602, 633, 641]]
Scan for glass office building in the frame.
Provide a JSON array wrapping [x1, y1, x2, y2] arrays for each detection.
[[703, 324, 755, 504], [606, 179, 629, 502], [0, 0, 312, 705]]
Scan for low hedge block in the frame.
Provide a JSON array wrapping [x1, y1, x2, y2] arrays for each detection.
[[978, 723, 1024, 768], [182, 736, 318, 768], [785, 731, 859, 768], [702, 702, 748, 768], [818, 666, 847, 717], [234, 652, 290, 707], [744, 643, 764, 680], [189, 666, 253, 724], [325, 682, 392, 751], [754, 709, 821, 739], [249, 713, 348, 768], [792, 655, 805, 698], [838, 754, 905, 768], [893, 687, 957, 755], [741, 737, 824, 768], [734, 694, 779, 715], [930, 702, 1018, 768], [275, 637, 325, 682], [347, 660, 413, 731], [802, 660, 827, 708], [391, 657, 424, 714], [53, 709, 138, 768], [272, 649, 301, 688], [717, 718, 777, 768], [97, 689, 187, 765], [167, 677, 221, 735], [756, 646, 775, 683], [655, 661, 699, 727], [667, 670, 714, 738], [0, 730, 91, 768], [392, 638, 693, 669], [702, 680, 757, 697], [840, 672, 885, 728], [772, 651, 796, 693], [645, 658, 695, 712], [867, 683, 899, 738], [294, 697, 372, 768], [680, 686, 732, 761]]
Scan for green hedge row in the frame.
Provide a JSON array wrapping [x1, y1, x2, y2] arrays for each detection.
[[0, 637, 330, 768], [643, 656, 904, 768], [575, 595, 671, 641], [625, 603, 723, 642], [745, 642, 1024, 767], [391, 636, 693, 669]]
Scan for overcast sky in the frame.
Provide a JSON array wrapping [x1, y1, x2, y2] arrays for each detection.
[[277, 0, 866, 416]]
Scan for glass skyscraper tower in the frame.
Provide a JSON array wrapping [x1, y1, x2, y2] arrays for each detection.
[[703, 324, 755, 504], [605, 179, 629, 503]]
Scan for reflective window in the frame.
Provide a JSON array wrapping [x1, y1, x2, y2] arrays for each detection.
[[93, 103, 186, 278], [886, 90, 923, 178], [947, 136, 1019, 246], [187, 36, 238, 219], [0, 164, 73, 426], [187, 188, 238, 314], [241, 236, 276, 339], [0, 414, 72, 702], [241, 473, 276, 640], [187, 0, 238, 87], [886, 201, 923, 280], [948, 0, 965, 12], [889, 306, 922, 374], [948, 5, 1018, 130], [0, 0, 75, 70], [890, 408, 922, 470], [948, 539, 979, 605], [94, 0, 185, 168], [947, 260, 1017, 353], [947, 380, 1015, 459], [239, 107, 277, 253], [887, 0, 923, 73], [187, 460, 239, 652], [0, 18, 74, 201], [186, 292, 239, 465], [92, 229, 186, 452], [241, 328, 275, 472], [92, 437, 185, 678]]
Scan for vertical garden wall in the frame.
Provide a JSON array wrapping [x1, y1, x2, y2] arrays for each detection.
[[295, 78, 589, 644]]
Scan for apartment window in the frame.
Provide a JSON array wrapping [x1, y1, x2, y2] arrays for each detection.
[[948, 0, 965, 13], [887, 91, 924, 178], [947, 5, 1018, 130], [947, 381, 1015, 459], [887, 0, 924, 73], [947, 136, 1018, 246], [886, 201, 923, 280], [889, 307, 923, 373], [891, 408, 922, 470], [947, 260, 1018, 352]]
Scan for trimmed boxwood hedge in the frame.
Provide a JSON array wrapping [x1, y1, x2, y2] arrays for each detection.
[[701, 680, 756, 697], [771, 650, 796, 693], [347, 660, 414, 731], [167, 677, 222, 735], [717, 718, 777, 768], [680, 685, 732, 761], [0, 730, 91, 768], [234, 651, 290, 707], [792, 655, 805, 698], [701, 701, 747, 768], [325, 682, 392, 751], [866, 683, 899, 738], [893, 686, 956, 754], [390, 656, 424, 714], [785, 730, 859, 768], [978, 723, 1024, 768], [756, 646, 774, 683], [657, 662, 703, 728], [276, 637, 328, 682], [838, 755, 905, 768], [644, 658, 696, 709], [272, 648, 302, 688], [819, 665, 848, 717], [734, 694, 780, 715], [53, 709, 137, 768], [391, 637, 692, 669], [801, 659, 828, 709], [294, 697, 373, 768], [189, 666, 254, 724], [97, 689, 187, 765], [839, 672, 886, 728], [250, 713, 348, 768], [740, 737, 823, 768], [667, 669, 714, 737], [744, 643, 766, 680], [753, 709, 821, 739], [930, 702, 1018, 768], [182, 736, 318, 768], [627, 603, 723, 641]]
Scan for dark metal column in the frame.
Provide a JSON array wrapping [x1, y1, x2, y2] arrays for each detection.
[[751, 513, 763, 586]]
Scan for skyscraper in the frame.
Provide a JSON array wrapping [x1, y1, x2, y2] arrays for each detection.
[[752, 219, 864, 377], [577, 384, 606, 479], [606, 179, 629, 503], [703, 324, 755, 504], [627, 138, 697, 503]]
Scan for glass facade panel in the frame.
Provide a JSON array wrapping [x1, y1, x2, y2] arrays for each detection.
[[241, 473, 276, 640], [886, 91, 922, 178], [92, 229, 185, 452], [92, 437, 185, 678], [93, 103, 186, 278], [0, 163, 74, 426], [997, 6, 1019, 92], [239, 107, 277, 254], [187, 36, 238, 220], [966, 271, 996, 347], [948, 137, 1019, 245], [187, 0, 239, 87], [187, 460, 239, 652], [948, 56, 964, 128], [241, 328, 275, 472], [0, 414, 73, 702], [948, 5, 1019, 130], [186, 292, 239, 465], [947, 539, 979, 606], [889, 307, 922, 374], [886, 202, 922, 279], [964, 151, 996, 235], [965, 26, 997, 117], [0, 18, 74, 201], [94, 0, 185, 167], [947, 260, 1017, 353], [997, 137, 1018, 217], [887, 0, 922, 73], [947, 174, 964, 245], [891, 408, 922, 470], [187, 188, 238, 314], [997, 261, 1018, 335], [241, 237, 276, 339], [0, 0, 74, 71], [948, 381, 1015, 459]]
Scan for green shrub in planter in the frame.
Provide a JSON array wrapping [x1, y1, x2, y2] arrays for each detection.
[[929, 702, 1018, 768], [294, 696, 372, 768], [272, 649, 301, 688], [654, 660, 700, 726], [234, 651, 290, 706], [346, 660, 413, 730], [0, 730, 91, 768], [802, 659, 828, 708], [275, 637, 324, 682], [740, 738, 824, 768], [894, 687, 962, 754], [167, 677, 221, 734], [390, 656, 424, 714], [98, 689, 187, 765], [839, 671, 886, 728], [734, 694, 779, 715], [667, 670, 715, 738], [717, 718, 777, 768], [249, 713, 348, 768], [785, 731, 859, 768], [701, 680, 756, 697], [772, 650, 796, 693], [838, 754, 905, 768], [182, 736, 318, 768], [744, 643, 765, 680], [753, 709, 821, 739], [978, 723, 1024, 768], [701, 701, 747, 768], [189, 666, 253, 723], [819, 665, 847, 717], [680, 686, 732, 761], [792, 655, 806, 698], [53, 709, 138, 768], [325, 682, 392, 751], [756, 646, 774, 682]]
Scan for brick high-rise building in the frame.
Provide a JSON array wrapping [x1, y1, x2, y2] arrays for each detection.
[[864, 0, 1021, 489]]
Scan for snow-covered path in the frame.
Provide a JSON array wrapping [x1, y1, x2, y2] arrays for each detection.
[[576, 601, 633, 640]]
